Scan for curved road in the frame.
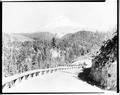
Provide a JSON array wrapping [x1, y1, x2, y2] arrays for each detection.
[[3, 68, 117, 95]]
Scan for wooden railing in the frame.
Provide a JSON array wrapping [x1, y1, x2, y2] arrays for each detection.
[[2, 64, 84, 90]]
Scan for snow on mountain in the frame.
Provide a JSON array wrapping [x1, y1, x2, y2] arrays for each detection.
[[43, 16, 113, 38], [44, 16, 86, 38]]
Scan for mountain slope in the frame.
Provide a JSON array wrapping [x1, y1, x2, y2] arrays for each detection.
[[2, 33, 34, 42], [90, 32, 117, 90], [20, 32, 55, 41], [60, 31, 106, 53]]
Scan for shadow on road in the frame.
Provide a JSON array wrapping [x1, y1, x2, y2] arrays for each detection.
[[77, 68, 101, 87]]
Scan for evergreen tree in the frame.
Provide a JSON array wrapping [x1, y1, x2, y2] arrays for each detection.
[[51, 37, 56, 48]]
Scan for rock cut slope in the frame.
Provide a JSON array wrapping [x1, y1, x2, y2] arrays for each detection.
[[90, 32, 117, 90]]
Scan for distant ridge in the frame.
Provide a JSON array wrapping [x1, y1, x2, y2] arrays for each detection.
[[2, 33, 33, 42], [59, 30, 107, 52], [20, 32, 55, 41]]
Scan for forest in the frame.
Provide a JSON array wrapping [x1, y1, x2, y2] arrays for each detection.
[[2, 30, 111, 78]]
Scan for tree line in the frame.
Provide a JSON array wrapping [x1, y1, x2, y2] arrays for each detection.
[[2, 36, 89, 77]]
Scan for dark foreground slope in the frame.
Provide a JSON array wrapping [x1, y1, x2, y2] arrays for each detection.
[[78, 32, 117, 91], [90, 32, 117, 90]]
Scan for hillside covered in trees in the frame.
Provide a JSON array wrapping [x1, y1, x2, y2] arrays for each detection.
[[2, 30, 111, 78], [77, 31, 117, 91], [89, 32, 117, 90]]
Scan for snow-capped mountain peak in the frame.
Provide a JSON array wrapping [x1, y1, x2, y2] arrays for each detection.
[[44, 16, 85, 38]]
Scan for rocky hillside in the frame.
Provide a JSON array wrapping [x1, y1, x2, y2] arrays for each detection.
[[90, 32, 117, 90]]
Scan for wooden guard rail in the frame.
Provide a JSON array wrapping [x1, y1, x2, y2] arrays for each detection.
[[2, 64, 84, 90]]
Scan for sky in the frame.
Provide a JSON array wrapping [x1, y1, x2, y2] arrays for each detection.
[[3, 0, 117, 34]]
